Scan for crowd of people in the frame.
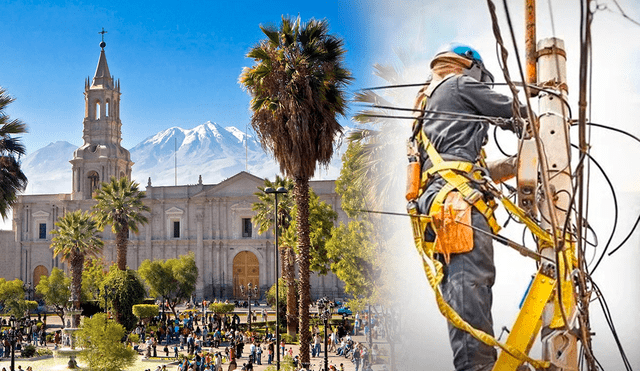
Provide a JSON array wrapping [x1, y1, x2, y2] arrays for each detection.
[[0, 300, 388, 371]]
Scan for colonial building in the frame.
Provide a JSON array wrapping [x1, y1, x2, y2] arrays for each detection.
[[0, 43, 347, 300]]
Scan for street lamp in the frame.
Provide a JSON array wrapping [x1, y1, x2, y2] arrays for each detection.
[[24, 282, 34, 301], [239, 282, 259, 331], [23, 282, 35, 319], [265, 185, 287, 371], [103, 284, 116, 319], [317, 300, 331, 371], [9, 314, 17, 371]]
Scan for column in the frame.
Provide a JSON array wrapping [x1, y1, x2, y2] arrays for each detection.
[[196, 210, 204, 298]]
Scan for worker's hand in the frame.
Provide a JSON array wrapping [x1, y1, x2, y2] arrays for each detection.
[[486, 156, 517, 184]]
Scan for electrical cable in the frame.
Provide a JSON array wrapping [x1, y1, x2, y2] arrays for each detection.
[[568, 122, 640, 257], [590, 279, 633, 370], [611, 0, 640, 27], [356, 103, 515, 123], [568, 144, 618, 274]]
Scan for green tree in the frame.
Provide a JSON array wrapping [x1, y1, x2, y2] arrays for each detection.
[[265, 278, 293, 334], [0, 87, 28, 219], [253, 177, 336, 336], [50, 210, 103, 325], [103, 266, 146, 330], [253, 176, 298, 335], [0, 278, 26, 316], [132, 304, 159, 324], [287, 189, 337, 275], [35, 267, 71, 323], [327, 141, 383, 307], [81, 257, 107, 301], [138, 252, 198, 318], [240, 16, 351, 363], [93, 176, 149, 271], [76, 313, 137, 371]]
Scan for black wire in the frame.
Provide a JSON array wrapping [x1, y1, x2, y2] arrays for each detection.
[[357, 82, 572, 117], [569, 122, 640, 257], [573, 122, 640, 147], [356, 113, 503, 123], [358, 103, 516, 125], [591, 279, 633, 370], [568, 144, 618, 274], [493, 126, 515, 156]]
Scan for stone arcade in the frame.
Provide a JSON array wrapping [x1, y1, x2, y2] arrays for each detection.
[[0, 43, 347, 300]]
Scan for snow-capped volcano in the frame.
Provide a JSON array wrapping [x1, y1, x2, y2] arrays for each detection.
[[130, 121, 279, 186], [20, 121, 344, 195]]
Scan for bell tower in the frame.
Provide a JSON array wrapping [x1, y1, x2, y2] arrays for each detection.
[[70, 36, 133, 200]]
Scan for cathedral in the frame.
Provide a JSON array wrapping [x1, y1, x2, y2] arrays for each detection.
[[0, 42, 347, 300]]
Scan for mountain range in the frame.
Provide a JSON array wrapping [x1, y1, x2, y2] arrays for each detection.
[[19, 121, 344, 196]]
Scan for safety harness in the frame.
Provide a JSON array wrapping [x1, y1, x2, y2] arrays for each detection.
[[406, 90, 553, 369]]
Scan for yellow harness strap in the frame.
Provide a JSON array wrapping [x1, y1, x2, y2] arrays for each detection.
[[407, 206, 550, 369], [417, 129, 501, 234]]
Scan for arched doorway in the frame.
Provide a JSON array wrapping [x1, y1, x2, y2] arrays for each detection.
[[232, 251, 259, 298], [33, 265, 49, 287]]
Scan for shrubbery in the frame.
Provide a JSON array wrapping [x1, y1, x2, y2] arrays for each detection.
[[208, 303, 235, 314]]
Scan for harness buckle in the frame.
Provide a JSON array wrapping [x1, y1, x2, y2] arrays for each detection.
[[463, 189, 483, 205]]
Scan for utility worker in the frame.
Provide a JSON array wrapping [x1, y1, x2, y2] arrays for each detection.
[[410, 44, 528, 371]]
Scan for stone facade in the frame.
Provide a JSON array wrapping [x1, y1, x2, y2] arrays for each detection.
[[0, 44, 347, 300]]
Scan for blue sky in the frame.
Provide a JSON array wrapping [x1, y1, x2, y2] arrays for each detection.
[[1, 0, 382, 152]]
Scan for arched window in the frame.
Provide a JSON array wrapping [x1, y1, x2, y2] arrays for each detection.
[[95, 101, 101, 120], [88, 171, 99, 194], [105, 100, 110, 117]]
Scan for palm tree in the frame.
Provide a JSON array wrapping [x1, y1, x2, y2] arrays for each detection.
[[50, 210, 103, 325], [240, 16, 351, 365], [92, 176, 149, 270], [0, 87, 28, 219], [252, 175, 299, 335]]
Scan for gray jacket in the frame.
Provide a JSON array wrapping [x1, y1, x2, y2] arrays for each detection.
[[418, 74, 525, 215]]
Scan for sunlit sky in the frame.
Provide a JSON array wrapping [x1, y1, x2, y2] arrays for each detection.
[[0, 0, 381, 153], [2, 0, 640, 369]]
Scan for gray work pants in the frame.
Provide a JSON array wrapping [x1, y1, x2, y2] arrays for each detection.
[[439, 209, 497, 371]]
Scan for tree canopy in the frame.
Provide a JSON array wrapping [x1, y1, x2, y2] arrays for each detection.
[[35, 267, 71, 323], [138, 252, 198, 318], [50, 210, 103, 316], [103, 267, 146, 330], [93, 176, 149, 270], [132, 304, 159, 323], [327, 141, 384, 308], [0, 278, 26, 316], [77, 313, 137, 371], [0, 87, 28, 219]]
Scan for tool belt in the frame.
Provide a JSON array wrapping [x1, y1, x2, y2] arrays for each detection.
[[406, 132, 500, 261]]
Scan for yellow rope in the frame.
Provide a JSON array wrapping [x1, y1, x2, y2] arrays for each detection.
[[413, 233, 550, 369]]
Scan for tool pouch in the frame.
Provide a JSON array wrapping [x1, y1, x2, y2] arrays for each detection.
[[432, 191, 474, 263]]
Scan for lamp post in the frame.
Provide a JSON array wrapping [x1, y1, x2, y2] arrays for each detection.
[[240, 282, 259, 331], [317, 300, 331, 371], [9, 314, 17, 371], [24, 282, 34, 301], [24, 282, 35, 319], [265, 186, 287, 371], [103, 284, 116, 319]]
